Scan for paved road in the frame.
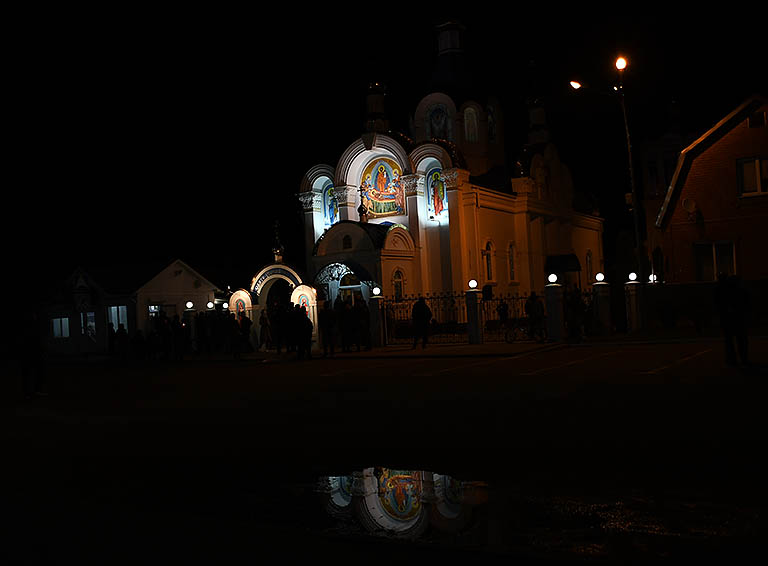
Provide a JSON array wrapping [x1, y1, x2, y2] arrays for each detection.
[[5, 338, 767, 562]]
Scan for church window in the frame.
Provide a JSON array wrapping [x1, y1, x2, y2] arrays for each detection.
[[464, 107, 479, 143], [508, 244, 516, 281], [393, 270, 404, 301], [427, 104, 451, 141], [484, 242, 494, 282], [342, 235, 352, 250]]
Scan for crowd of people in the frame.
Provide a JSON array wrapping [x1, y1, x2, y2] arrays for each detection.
[[105, 294, 376, 362]]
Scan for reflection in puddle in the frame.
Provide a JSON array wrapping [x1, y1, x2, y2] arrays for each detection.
[[316, 468, 487, 540], [314, 469, 765, 559]]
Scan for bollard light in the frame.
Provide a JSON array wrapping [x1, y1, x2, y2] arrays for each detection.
[[548, 273, 558, 284], [595, 272, 605, 282], [372, 286, 381, 296], [628, 272, 637, 281], [468, 279, 478, 289], [185, 301, 194, 309]]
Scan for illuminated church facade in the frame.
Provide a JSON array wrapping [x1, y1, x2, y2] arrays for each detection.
[[296, 22, 603, 306]]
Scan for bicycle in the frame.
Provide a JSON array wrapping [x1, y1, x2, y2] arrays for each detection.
[[503, 318, 530, 343]]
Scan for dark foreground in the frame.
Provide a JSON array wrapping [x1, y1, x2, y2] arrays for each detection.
[[5, 338, 767, 563]]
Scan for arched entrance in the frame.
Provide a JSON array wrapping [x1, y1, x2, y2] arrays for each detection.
[[228, 289, 253, 320], [314, 262, 380, 307], [250, 264, 304, 306]]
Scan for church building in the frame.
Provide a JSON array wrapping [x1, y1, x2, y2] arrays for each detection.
[[296, 21, 604, 306]]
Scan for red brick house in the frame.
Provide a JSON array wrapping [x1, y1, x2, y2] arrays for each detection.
[[652, 95, 767, 283]]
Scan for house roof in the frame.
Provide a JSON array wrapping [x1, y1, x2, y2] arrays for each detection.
[[654, 95, 767, 229]]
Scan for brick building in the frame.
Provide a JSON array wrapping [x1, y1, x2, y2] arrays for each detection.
[[651, 95, 767, 283]]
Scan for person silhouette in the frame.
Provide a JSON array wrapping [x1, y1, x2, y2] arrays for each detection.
[[715, 273, 750, 367], [411, 297, 432, 349]]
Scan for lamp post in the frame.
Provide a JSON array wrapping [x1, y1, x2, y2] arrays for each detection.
[[570, 56, 643, 278], [615, 57, 642, 278]]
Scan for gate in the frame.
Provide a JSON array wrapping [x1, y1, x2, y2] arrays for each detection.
[[382, 293, 468, 344]]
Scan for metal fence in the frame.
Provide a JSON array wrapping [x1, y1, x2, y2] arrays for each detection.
[[381, 287, 599, 345], [480, 292, 539, 342], [382, 293, 469, 344]]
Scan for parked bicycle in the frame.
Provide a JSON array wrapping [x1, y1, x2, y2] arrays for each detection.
[[503, 317, 530, 343]]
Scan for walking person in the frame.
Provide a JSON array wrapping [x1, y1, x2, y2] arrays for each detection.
[[411, 296, 432, 349]]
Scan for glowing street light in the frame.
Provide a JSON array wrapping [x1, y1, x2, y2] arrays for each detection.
[[222, 302, 229, 309], [206, 301, 214, 309], [372, 286, 381, 296], [615, 56, 628, 71], [547, 273, 558, 284], [595, 272, 605, 282], [628, 272, 638, 282], [468, 279, 478, 289], [569, 80, 582, 90], [185, 301, 194, 309]]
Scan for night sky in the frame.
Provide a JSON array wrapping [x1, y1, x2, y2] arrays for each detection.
[[15, 8, 765, 294]]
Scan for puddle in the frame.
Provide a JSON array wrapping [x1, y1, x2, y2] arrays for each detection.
[[312, 468, 766, 560]]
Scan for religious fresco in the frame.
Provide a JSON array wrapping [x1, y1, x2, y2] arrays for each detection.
[[234, 298, 246, 315], [426, 167, 448, 218], [322, 182, 339, 227], [359, 158, 406, 218], [296, 292, 310, 313], [376, 468, 422, 521]]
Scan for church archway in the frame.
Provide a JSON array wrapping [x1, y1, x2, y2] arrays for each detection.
[[314, 262, 380, 307], [250, 264, 304, 306]]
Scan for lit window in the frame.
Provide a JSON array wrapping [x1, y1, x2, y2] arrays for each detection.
[[738, 158, 768, 196], [52, 317, 70, 338], [81, 312, 96, 341], [108, 305, 128, 329], [148, 305, 161, 317]]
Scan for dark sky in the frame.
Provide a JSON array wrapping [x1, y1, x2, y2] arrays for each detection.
[[15, 8, 765, 292]]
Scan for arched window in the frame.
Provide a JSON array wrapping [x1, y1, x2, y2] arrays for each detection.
[[342, 235, 352, 250], [392, 270, 404, 301], [484, 242, 494, 282], [464, 107, 479, 143], [508, 243, 516, 281]]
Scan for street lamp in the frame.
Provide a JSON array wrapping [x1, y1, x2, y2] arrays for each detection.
[[569, 55, 643, 279]]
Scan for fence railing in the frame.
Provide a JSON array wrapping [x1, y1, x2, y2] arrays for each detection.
[[382, 293, 468, 344]]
